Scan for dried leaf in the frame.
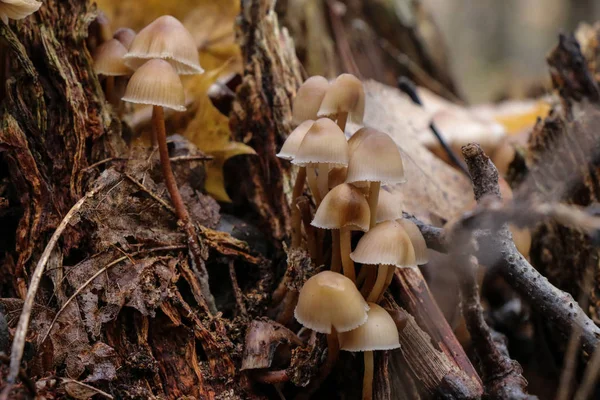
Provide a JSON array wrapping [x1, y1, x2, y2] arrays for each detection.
[[184, 66, 256, 202]]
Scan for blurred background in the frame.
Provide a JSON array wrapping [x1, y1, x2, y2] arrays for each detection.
[[425, 0, 600, 102]]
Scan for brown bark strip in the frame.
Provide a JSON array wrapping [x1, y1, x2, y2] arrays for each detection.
[[231, 0, 303, 242]]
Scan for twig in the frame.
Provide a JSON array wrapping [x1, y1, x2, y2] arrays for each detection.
[[5, 181, 107, 387], [325, 0, 361, 77], [169, 155, 213, 162], [40, 245, 186, 345], [228, 260, 247, 316], [398, 77, 469, 176], [61, 379, 114, 399], [124, 173, 175, 214]]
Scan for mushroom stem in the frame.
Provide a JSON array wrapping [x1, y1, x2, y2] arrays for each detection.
[[340, 227, 356, 282], [367, 265, 389, 302], [331, 230, 341, 273], [105, 76, 115, 105], [356, 265, 368, 286], [298, 328, 341, 399], [298, 197, 320, 264], [317, 163, 330, 199], [368, 182, 380, 229], [153, 106, 189, 223], [377, 265, 397, 302], [336, 111, 348, 133], [362, 351, 374, 400], [306, 166, 322, 205], [360, 268, 377, 297], [291, 167, 307, 248]]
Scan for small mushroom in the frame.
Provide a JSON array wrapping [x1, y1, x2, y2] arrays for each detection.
[[338, 303, 400, 400], [122, 59, 189, 222], [350, 220, 416, 302], [293, 118, 349, 204], [113, 27, 136, 49], [277, 120, 314, 248], [292, 76, 329, 126], [295, 271, 369, 388], [317, 73, 365, 132], [0, 0, 41, 25], [312, 183, 370, 281], [124, 15, 204, 75], [346, 128, 405, 229], [376, 187, 403, 223], [93, 38, 132, 104]]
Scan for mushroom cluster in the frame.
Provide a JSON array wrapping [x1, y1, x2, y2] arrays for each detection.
[[277, 74, 431, 399], [92, 15, 204, 228]]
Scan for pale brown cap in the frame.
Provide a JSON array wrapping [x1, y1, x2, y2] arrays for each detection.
[[292, 76, 329, 125], [317, 74, 365, 124], [338, 303, 400, 352], [113, 27, 136, 49], [122, 59, 186, 111], [376, 188, 403, 223], [397, 219, 428, 265], [292, 118, 349, 167], [93, 39, 132, 77], [0, 0, 41, 24], [345, 128, 405, 184], [350, 220, 416, 267], [276, 120, 314, 161], [295, 271, 369, 334], [311, 183, 370, 232], [124, 15, 203, 75]]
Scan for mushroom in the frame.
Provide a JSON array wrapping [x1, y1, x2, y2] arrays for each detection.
[[293, 118, 349, 204], [317, 73, 365, 132], [93, 38, 132, 104], [376, 187, 403, 223], [295, 271, 369, 386], [312, 183, 370, 281], [292, 76, 329, 126], [276, 120, 314, 248], [0, 0, 41, 24], [124, 15, 204, 75], [338, 303, 400, 400], [113, 27, 136, 49], [121, 59, 189, 223], [350, 220, 416, 302], [346, 128, 405, 229]]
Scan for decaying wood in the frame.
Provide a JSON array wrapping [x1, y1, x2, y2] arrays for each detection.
[[231, 0, 303, 243]]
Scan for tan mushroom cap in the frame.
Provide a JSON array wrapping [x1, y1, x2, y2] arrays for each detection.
[[113, 27, 136, 49], [122, 59, 186, 112], [345, 128, 405, 184], [124, 15, 203, 75], [276, 120, 314, 161], [93, 39, 132, 77], [376, 188, 403, 223], [317, 73, 365, 124], [338, 303, 400, 352], [397, 219, 429, 265], [292, 118, 349, 167], [0, 0, 41, 24], [350, 220, 416, 267], [292, 76, 329, 125], [311, 183, 370, 232], [294, 271, 369, 334]]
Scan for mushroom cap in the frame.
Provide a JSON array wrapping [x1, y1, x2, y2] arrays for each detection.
[[345, 128, 405, 184], [350, 220, 416, 267], [113, 27, 136, 49], [292, 76, 329, 125], [292, 118, 349, 167], [276, 120, 314, 161], [311, 183, 370, 232], [121, 59, 186, 111], [397, 219, 429, 265], [376, 188, 403, 223], [93, 39, 132, 77], [294, 271, 369, 334], [0, 0, 41, 24], [317, 73, 365, 124], [124, 15, 203, 75], [338, 303, 400, 352]]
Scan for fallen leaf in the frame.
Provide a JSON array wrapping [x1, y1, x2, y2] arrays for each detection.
[[184, 65, 256, 202]]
